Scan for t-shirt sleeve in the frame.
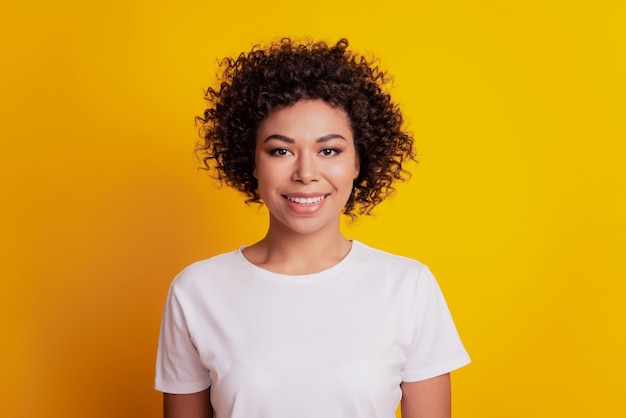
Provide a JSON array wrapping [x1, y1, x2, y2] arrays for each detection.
[[401, 266, 471, 382], [155, 283, 212, 394]]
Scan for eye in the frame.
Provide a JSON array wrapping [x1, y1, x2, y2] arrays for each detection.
[[269, 148, 292, 157], [320, 148, 340, 157]]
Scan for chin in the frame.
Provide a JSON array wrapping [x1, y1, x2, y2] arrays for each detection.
[[274, 216, 338, 237]]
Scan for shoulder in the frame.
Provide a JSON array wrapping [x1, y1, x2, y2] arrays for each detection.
[[353, 241, 428, 273], [170, 249, 243, 292], [350, 241, 435, 286]]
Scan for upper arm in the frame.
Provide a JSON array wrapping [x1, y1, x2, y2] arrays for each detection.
[[163, 388, 213, 418], [400, 373, 451, 418]]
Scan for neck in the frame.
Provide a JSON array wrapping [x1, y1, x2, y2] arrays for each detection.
[[243, 219, 352, 275]]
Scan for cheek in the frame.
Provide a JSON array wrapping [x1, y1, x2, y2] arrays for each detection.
[[346, 155, 361, 179], [254, 165, 283, 191], [330, 164, 359, 185]]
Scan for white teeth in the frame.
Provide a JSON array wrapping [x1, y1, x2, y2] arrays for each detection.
[[286, 195, 327, 204]]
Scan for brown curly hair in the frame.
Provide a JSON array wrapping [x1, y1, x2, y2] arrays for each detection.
[[196, 37, 415, 216]]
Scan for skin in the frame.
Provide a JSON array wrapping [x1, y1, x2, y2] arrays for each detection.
[[164, 389, 212, 418], [164, 99, 452, 418], [244, 99, 360, 274], [401, 374, 452, 418]]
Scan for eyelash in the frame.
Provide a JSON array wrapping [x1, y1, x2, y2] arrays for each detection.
[[268, 148, 341, 157], [269, 148, 291, 156], [320, 148, 340, 156]]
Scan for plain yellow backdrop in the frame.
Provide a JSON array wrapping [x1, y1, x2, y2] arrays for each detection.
[[1, 0, 624, 417]]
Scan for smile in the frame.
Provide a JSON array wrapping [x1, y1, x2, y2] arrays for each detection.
[[284, 195, 329, 205]]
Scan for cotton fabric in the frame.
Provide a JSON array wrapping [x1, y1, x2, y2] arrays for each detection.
[[155, 241, 470, 418]]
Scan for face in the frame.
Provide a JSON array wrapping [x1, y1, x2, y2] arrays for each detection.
[[254, 99, 360, 236]]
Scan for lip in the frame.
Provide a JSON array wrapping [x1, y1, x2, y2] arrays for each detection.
[[282, 193, 330, 205], [282, 193, 329, 214]]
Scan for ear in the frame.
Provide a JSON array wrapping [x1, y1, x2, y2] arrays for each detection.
[[353, 153, 360, 179]]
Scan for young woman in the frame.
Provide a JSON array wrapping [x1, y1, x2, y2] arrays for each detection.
[[155, 38, 470, 418]]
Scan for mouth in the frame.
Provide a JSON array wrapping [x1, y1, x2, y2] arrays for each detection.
[[283, 194, 329, 205]]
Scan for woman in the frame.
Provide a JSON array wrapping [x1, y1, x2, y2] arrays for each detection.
[[155, 38, 470, 418]]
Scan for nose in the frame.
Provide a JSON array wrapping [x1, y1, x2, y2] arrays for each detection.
[[291, 152, 319, 183]]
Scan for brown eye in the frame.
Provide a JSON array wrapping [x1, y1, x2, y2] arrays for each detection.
[[320, 148, 340, 156], [270, 148, 291, 156]]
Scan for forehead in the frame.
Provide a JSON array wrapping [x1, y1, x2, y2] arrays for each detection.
[[257, 100, 353, 141]]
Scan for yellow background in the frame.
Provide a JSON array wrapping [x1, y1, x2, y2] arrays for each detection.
[[1, 0, 624, 417]]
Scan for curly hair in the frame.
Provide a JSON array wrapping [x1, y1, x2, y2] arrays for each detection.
[[196, 37, 415, 216]]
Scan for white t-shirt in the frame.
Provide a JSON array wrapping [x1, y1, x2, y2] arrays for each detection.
[[155, 241, 470, 418]]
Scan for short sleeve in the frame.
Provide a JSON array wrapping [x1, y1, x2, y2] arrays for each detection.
[[155, 284, 212, 394], [401, 267, 471, 382]]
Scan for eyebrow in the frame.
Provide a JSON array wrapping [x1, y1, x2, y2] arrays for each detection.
[[262, 134, 347, 143]]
